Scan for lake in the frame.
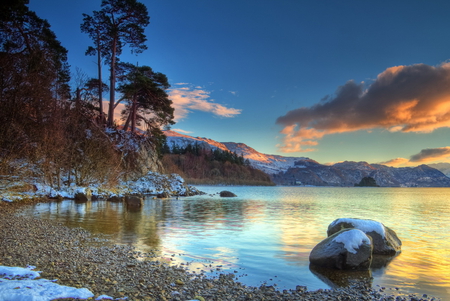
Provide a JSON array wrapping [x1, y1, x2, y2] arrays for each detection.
[[20, 186, 450, 299]]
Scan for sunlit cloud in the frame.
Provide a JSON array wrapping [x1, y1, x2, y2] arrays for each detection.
[[379, 147, 450, 167], [169, 84, 242, 121], [170, 128, 192, 134], [276, 63, 450, 152], [378, 158, 411, 167]]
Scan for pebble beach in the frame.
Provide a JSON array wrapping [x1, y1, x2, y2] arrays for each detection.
[[0, 201, 441, 301]]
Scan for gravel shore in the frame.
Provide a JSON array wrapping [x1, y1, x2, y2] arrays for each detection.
[[0, 201, 441, 301]]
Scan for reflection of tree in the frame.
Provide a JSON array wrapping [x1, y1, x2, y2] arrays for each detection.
[[27, 199, 163, 250], [182, 199, 249, 228]]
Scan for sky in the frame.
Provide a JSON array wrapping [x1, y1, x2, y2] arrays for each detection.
[[28, 0, 450, 166]]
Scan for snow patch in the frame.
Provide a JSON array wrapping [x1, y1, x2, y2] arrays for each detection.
[[332, 229, 371, 254], [0, 265, 98, 301], [331, 218, 386, 238]]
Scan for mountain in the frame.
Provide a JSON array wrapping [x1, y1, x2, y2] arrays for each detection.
[[428, 163, 450, 177], [164, 131, 303, 174], [274, 160, 450, 187], [163, 131, 450, 187]]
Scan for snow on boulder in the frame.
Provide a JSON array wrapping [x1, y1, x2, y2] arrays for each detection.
[[309, 229, 373, 270], [327, 218, 401, 255]]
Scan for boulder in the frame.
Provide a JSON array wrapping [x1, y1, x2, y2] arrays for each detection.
[[157, 192, 170, 199], [327, 218, 401, 255], [125, 196, 143, 209], [74, 192, 88, 203], [219, 191, 237, 197], [309, 229, 373, 270]]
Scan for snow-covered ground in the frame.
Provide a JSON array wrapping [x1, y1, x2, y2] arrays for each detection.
[[0, 265, 204, 301], [1, 171, 201, 203], [0, 265, 114, 301]]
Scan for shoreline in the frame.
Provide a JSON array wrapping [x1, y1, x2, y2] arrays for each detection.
[[0, 201, 441, 301]]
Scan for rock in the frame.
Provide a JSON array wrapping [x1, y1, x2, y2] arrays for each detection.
[[107, 196, 123, 202], [157, 192, 170, 199], [327, 218, 402, 255], [309, 229, 373, 270], [219, 191, 237, 197], [74, 193, 88, 203], [125, 196, 143, 209]]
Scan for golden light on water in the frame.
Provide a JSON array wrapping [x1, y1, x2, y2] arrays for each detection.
[[22, 187, 450, 299]]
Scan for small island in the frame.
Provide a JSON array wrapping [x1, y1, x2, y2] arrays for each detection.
[[355, 176, 380, 187]]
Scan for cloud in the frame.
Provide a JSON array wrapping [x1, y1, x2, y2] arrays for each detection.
[[378, 157, 411, 167], [170, 128, 192, 134], [276, 63, 450, 152], [378, 147, 450, 167], [409, 147, 450, 162], [168, 84, 242, 121]]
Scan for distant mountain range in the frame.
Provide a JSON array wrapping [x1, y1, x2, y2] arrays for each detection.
[[164, 131, 450, 187]]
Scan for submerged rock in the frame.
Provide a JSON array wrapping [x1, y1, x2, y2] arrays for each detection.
[[310, 229, 373, 270], [327, 218, 402, 255], [220, 191, 237, 197]]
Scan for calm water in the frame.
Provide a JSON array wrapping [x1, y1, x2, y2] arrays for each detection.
[[20, 186, 450, 299]]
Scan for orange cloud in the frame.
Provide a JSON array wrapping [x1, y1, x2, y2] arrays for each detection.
[[378, 158, 411, 167], [276, 125, 324, 152], [169, 84, 241, 121], [378, 147, 450, 167], [276, 63, 450, 152]]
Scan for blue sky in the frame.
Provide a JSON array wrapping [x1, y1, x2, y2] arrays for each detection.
[[29, 0, 450, 165]]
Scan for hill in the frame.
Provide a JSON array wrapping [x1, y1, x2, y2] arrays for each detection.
[[164, 131, 450, 187]]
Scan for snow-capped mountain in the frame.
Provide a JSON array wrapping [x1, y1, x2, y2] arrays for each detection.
[[164, 130, 303, 174], [163, 130, 450, 187]]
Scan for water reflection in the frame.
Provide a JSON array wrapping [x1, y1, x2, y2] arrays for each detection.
[[21, 187, 450, 299], [309, 264, 373, 288]]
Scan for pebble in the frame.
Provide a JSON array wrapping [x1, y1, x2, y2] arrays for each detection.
[[0, 201, 442, 301]]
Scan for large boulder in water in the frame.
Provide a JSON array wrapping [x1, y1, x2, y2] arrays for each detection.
[[310, 228, 373, 270], [125, 196, 143, 209], [220, 191, 237, 197], [327, 218, 401, 255]]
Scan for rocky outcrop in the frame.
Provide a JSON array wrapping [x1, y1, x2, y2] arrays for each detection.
[[220, 191, 237, 197], [309, 229, 373, 270], [327, 218, 401, 255]]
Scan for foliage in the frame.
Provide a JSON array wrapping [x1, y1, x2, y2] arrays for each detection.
[[0, 1, 158, 188], [0, 0, 70, 162], [81, 0, 150, 127], [162, 144, 274, 186], [117, 63, 174, 134], [355, 176, 379, 187]]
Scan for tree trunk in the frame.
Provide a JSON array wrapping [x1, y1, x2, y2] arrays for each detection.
[[107, 38, 117, 127], [96, 33, 103, 124], [131, 94, 138, 133]]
